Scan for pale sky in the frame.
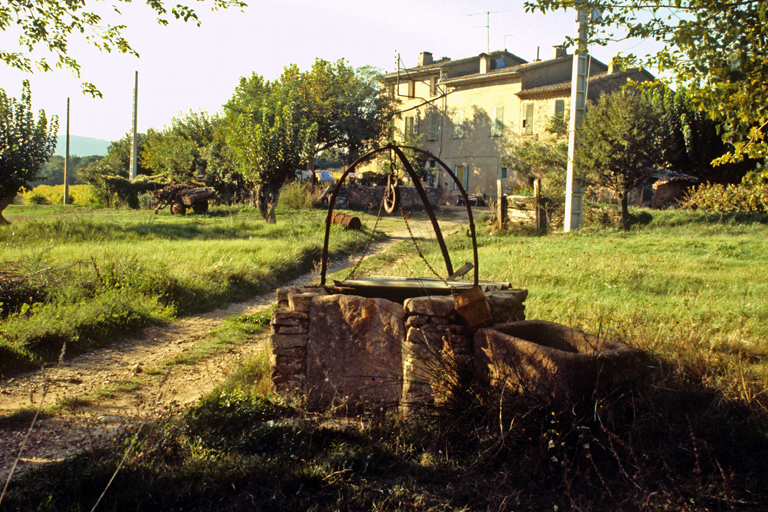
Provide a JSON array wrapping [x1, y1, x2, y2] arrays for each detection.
[[0, 0, 662, 143]]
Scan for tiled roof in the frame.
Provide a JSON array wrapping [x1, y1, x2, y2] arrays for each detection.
[[515, 67, 654, 98], [382, 50, 527, 79]]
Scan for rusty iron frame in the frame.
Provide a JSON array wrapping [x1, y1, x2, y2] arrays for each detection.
[[320, 143, 479, 287]]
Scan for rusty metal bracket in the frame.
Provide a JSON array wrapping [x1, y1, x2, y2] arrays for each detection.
[[320, 143, 479, 287]]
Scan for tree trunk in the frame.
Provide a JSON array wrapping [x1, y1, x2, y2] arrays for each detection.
[[620, 193, 630, 226], [256, 184, 281, 223], [0, 192, 17, 225]]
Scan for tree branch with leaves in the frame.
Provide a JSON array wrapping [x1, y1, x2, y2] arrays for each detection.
[[1, 0, 247, 96]]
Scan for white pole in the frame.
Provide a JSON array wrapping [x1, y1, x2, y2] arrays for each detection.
[[564, 6, 589, 232], [64, 98, 70, 205], [129, 71, 139, 180]]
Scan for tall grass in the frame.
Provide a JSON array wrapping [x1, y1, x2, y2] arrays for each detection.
[[0, 206, 375, 373]]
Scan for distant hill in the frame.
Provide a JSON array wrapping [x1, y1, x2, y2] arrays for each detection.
[[54, 135, 111, 157]]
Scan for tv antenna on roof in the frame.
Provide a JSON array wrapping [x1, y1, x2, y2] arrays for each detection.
[[468, 10, 513, 53]]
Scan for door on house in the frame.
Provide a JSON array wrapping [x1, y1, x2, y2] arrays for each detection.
[[451, 164, 468, 191]]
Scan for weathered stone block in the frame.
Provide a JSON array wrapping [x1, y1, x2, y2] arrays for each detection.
[[404, 296, 456, 317], [276, 325, 308, 335], [277, 286, 326, 304], [486, 291, 528, 323], [446, 324, 469, 335], [271, 333, 308, 349], [306, 294, 405, 408], [273, 346, 305, 357], [405, 315, 429, 327], [289, 292, 321, 312], [274, 361, 305, 374], [271, 312, 307, 326]]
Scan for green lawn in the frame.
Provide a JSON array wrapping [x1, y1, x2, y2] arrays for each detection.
[[2, 207, 768, 511], [0, 205, 377, 374]]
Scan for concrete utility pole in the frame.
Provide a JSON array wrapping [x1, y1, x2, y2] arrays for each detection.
[[129, 71, 139, 180], [564, 6, 590, 232], [64, 98, 70, 205]]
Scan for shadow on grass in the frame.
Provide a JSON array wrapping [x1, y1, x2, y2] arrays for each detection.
[[3, 354, 768, 511]]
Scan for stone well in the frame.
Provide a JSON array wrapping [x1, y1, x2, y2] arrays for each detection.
[[269, 286, 650, 409]]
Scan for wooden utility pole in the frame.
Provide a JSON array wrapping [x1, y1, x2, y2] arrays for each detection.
[[64, 98, 70, 205], [129, 71, 139, 180]]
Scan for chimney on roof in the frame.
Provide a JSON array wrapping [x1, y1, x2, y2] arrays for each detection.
[[553, 46, 567, 59], [608, 57, 618, 74], [480, 53, 491, 73], [418, 51, 433, 67]]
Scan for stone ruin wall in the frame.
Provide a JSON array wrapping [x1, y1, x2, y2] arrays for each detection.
[[270, 286, 528, 409], [346, 185, 442, 211]]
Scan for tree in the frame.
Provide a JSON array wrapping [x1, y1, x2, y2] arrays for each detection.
[[228, 60, 396, 167], [227, 98, 317, 222], [576, 90, 662, 224], [2, 0, 246, 96], [142, 111, 216, 182], [526, 0, 768, 172], [0, 81, 58, 224]]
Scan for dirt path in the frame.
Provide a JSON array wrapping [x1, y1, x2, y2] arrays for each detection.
[[0, 212, 471, 483]]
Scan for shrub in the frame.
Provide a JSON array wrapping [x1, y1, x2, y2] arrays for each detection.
[[24, 192, 49, 205], [23, 184, 98, 206], [684, 182, 768, 212], [280, 180, 320, 210]]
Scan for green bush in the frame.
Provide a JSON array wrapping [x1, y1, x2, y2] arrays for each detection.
[[24, 192, 49, 205], [280, 181, 321, 210], [684, 182, 768, 212], [22, 184, 97, 206]]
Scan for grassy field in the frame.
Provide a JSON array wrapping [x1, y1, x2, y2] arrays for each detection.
[[0, 204, 378, 374], [2, 207, 768, 511]]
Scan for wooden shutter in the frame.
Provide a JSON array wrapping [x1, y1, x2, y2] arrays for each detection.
[[453, 110, 464, 139], [405, 116, 414, 139], [491, 106, 503, 136], [523, 103, 534, 135], [428, 113, 439, 141], [554, 99, 565, 117]]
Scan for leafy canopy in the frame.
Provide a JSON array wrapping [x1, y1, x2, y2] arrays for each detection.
[[227, 59, 396, 164], [1, 0, 247, 96], [526, 0, 768, 168]]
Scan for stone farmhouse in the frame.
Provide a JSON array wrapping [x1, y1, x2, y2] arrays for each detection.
[[375, 47, 654, 206]]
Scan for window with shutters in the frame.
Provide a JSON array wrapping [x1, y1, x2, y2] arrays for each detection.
[[404, 116, 414, 139], [407, 80, 415, 98], [554, 99, 565, 117], [491, 106, 503, 137], [452, 110, 464, 139], [428, 112, 439, 141], [522, 103, 534, 135]]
